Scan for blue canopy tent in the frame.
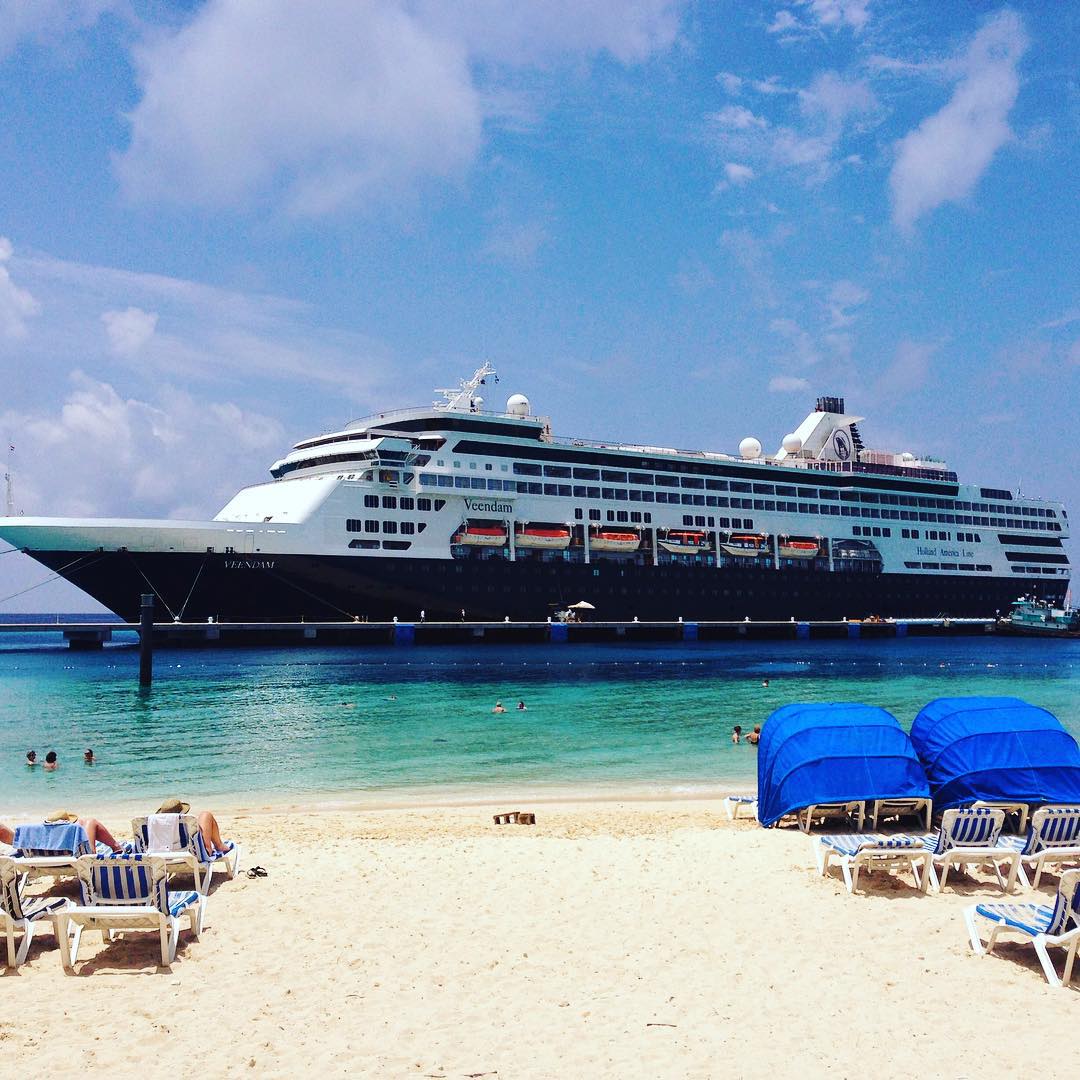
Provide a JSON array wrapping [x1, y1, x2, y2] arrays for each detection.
[[756, 703, 930, 828], [910, 696, 1080, 810]]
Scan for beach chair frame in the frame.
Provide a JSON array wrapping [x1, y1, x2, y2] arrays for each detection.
[[1, 857, 69, 968], [131, 814, 241, 893], [924, 808, 1019, 893], [869, 798, 933, 831], [813, 834, 930, 894], [797, 801, 865, 834], [722, 795, 758, 821], [963, 870, 1080, 987], [971, 800, 1030, 834], [56, 854, 204, 971], [1003, 805, 1080, 889]]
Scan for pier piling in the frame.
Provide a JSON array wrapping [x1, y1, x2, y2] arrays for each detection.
[[138, 593, 154, 687]]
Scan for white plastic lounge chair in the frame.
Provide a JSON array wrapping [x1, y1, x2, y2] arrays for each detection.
[[921, 807, 1019, 893], [813, 833, 930, 894], [963, 869, 1080, 987], [972, 800, 1030, 834], [56, 854, 204, 971], [131, 814, 241, 893], [997, 805, 1080, 889], [869, 797, 933, 830], [722, 795, 758, 821], [1, 857, 69, 968], [796, 801, 865, 834]]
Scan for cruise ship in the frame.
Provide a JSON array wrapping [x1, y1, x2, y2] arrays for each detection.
[[0, 365, 1070, 623]]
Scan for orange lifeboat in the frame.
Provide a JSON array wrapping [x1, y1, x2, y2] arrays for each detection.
[[658, 529, 711, 555], [720, 533, 770, 558], [452, 521, 508, 547], [515, 523, 572, 550], [778, 536, 820, 559], [589, 528, 641, 553]]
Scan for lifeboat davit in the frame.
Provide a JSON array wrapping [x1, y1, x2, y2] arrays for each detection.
[[515, 523, 572, 550], [720, 533, 770, 558], [589, 528, 641, 553], [778, 536, 820, 559], [453, 521, 508, 547], [658, 529, 711, 555]]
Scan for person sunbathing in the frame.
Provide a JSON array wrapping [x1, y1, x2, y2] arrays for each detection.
[[155, 798, 234, 856], [0, 821, 13, 846], [42, 810, 123, 852]]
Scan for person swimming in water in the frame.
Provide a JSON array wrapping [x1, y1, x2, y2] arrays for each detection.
[[746, 725, 761, 745], [493, 701, 506, 713], [43, 751, 59, 771], [731, 726, 742, 744], [517, 701, 527, 711], [26, 750, 38, 767]]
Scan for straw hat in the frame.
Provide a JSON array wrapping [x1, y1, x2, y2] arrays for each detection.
[[157, 798, 190, 814], [44, 809, 79, 823]]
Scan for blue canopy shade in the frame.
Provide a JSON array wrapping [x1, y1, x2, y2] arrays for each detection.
[[910, 696, 1080, 810], [756, 703, 930, 828]]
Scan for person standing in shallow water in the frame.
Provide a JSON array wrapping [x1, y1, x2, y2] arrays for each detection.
[[746, 725, 761, 745], [26, 750, 38, 767], [43, 751, 59, 770], [83, 748, 95, 765], [731, 726, 742, 744]]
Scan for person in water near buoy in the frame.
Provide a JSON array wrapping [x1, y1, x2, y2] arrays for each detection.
[[493, 701, 506, 713], [731, 726, 742, 744]]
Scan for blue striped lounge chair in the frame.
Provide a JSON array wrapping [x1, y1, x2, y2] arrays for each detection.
[[722, 795, 758, 821], [813, 833, 930, 894], [963, 869, 1080, 987], [56, 854, 204, 971], [1, 856, 69, 968], [996, 805, 1080, 889], [921, 808, 1020, 893], [131, 815, 241, 893]]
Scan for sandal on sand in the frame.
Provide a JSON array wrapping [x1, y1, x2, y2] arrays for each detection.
[[246, 865, 268, 878]]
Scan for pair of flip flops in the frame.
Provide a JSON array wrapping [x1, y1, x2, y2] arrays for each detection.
[[245, 865, 268, 878]]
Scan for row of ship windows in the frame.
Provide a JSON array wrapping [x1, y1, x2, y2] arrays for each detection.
[[852, 526, 892, 538], [899, 529, 982, 542], [361, 495, 446, 511], [415, 474, 1059, 530], [1009, 566, 1069, 576], [348, 539, 412, 551], [346, 519, 428, 535], [904, 562, 993, 572]]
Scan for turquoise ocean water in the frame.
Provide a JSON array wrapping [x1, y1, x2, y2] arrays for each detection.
[[2, 617, 1079, 815]]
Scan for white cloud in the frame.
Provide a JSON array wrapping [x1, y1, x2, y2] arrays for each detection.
[[769, 316, 821, 365], [102, 306, 158, 356], [116, 0, 683, 213], [482, 217, 549, 268], [717, 71, 743, 95], [710, 105, 768, 131], [874, 339, 937, 398], [806, 0, 870, 33], [825, 279, 869, 328], [0, 0, 119, 59], [724, 162, 756, 185], [5, 373, 284, 519], [768, 374, 810, 392], [889, 10, 1028, 234], [0, 237, 41, 337]]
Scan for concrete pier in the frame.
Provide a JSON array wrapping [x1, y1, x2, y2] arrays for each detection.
[[0, 616, 997, 649]]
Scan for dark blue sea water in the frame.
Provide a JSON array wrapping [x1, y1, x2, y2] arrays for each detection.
[[2, 616, 1079, 814]]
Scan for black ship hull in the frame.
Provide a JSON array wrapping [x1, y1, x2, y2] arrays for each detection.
[[25, 548, 1065, 624]]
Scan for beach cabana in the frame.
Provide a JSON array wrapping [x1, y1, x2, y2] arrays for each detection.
[[757, 703, 930, 828], [910, 697, 1080, 812]]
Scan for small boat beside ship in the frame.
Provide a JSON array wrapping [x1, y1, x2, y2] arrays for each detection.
[[778, 536, 820, 559], [589, 528, 641, 553], [998, 596, 1080, 637], [514, 523, 572, 550], [658, 529, 711, 555]]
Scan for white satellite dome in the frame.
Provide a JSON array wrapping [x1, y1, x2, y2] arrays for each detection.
[[472, 396, 483, 410], [781, 433, 803, 454], [900, 451, 915, 463], [506, 393, 531, 417], [739, 436, 762, 460]]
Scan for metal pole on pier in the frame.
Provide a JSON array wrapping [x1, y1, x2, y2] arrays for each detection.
[[138, 593, 154, 687]]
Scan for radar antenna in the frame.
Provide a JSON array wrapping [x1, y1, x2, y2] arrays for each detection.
[[433, 362, 499, 412]]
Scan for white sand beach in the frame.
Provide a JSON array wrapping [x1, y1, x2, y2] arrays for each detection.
[[3, 800, 1076, 1079]]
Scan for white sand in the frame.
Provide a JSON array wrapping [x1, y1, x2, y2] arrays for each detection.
[[2, 800, 1076, 1079]]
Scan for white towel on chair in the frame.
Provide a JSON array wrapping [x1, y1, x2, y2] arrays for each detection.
[[147, 813, 182, 852]]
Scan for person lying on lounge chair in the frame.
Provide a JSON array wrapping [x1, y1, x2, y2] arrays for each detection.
[[0, 821, 13, 846], [155, 799, 234, 857], [42, 810, 123, 851]]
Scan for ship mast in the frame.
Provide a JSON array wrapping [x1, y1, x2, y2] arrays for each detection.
[[433, 362, 499, 412], [4, 442, 13, 517]]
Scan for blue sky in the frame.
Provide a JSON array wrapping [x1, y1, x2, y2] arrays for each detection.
[[0, 0, 1077, 611]]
